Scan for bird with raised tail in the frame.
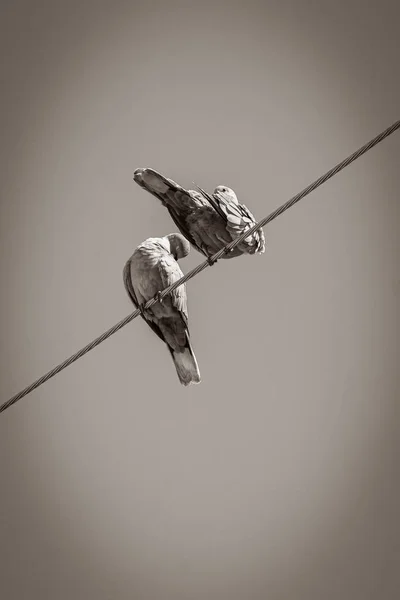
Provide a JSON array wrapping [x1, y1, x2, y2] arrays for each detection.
[[133, 167, 265, 262], [123, 233, 201, 386]]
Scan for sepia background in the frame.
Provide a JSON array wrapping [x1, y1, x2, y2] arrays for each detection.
[[0, 1, 399, 598]]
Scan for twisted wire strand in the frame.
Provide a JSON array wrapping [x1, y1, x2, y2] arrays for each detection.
[[1, 118, 399, 414]]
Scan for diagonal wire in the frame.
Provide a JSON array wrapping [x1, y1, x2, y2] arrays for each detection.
[[1, 118, 399, 414]]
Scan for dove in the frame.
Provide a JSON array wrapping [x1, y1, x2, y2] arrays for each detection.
[[133, 167, 265, 263], [123, 233, 201, 386]]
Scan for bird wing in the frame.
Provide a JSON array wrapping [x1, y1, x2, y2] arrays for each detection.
[[158, 253, 189, 327], [131, 252, 190, 352], [237, 203, 265, 252], [198, 187, 265, 252], [123, 258, 167, 344], [194, 185, 252, 238]]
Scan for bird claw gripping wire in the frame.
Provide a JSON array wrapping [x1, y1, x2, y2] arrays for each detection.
[[207, 255, 218, 267], [155, 291, 164, 304]]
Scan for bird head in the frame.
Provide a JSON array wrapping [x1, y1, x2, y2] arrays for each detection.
[[165, 233, 191, 260], [213, 185, 238, 204]]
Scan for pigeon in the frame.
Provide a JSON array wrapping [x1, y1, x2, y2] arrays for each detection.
[[123, 233, 201, 386], [133, 167, 265, 262]]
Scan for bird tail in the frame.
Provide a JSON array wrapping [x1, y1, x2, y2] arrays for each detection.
[[133, 167, 196, 212], [171, 340, 201, 387]]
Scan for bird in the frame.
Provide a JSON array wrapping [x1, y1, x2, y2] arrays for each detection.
[[133, 167, 265, 263], [123, 233, 201, 386]]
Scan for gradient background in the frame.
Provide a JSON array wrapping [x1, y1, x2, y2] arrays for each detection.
[[0, 1, 399, 598]]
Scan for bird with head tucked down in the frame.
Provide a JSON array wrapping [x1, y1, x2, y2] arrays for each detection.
[[123, 233, 201, 386]]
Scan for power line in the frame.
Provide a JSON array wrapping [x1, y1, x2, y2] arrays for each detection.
[[1, 118, 399, 414]]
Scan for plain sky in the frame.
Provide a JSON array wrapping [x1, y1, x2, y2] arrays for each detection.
[[0, 1, 399, 599]]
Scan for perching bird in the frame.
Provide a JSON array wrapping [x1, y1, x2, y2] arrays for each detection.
[[123, 233, 201, 386], [133, 167, 265, 262]]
